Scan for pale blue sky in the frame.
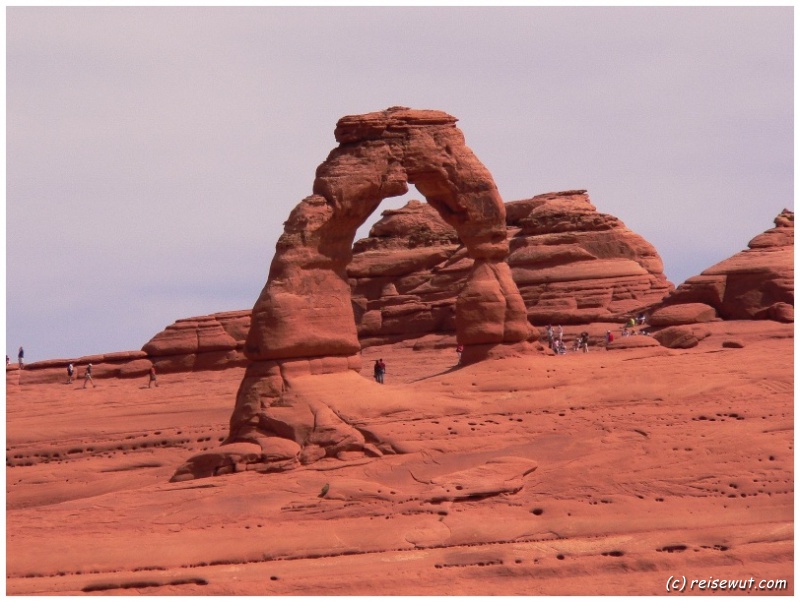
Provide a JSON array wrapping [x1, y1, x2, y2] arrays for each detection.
[[6, 6, 793, 362]]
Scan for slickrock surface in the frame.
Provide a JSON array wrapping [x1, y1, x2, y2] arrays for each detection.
[[660, 209, 794, 322], [6, 320, 793, 595]]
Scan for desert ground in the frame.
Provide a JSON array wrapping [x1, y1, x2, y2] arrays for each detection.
[[6, 320, 793, 596]]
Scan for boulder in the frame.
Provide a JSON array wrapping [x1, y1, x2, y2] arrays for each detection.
[[765, 302, 793, 323], [652, 325, 712, 349], [606, 336, 662, 350], [170, 442, 265, 482], [648, 303, 718, 326]]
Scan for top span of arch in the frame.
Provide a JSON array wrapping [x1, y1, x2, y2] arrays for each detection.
[[333, 107, 459, 144]]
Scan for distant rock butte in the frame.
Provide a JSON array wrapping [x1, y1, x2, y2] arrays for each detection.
[[141, 311, 250, 373], [351, 190, 672, 346], [656, 209, 794, 323]]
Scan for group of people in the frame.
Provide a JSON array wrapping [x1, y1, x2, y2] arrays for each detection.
[[546, 324, 579, 354], [9, 353, 159, 389], [544, 317, 649, 354], [65, 363, 158, 388], [9, 346, 158, 389], [621, 314, 649, 336]]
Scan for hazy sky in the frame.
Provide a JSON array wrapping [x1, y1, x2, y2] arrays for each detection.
[[6, 6, 793, 363]]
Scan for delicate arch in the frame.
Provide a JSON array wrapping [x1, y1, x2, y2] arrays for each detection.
[[172, 108, 532, 480], [245, 107, 530, 362]]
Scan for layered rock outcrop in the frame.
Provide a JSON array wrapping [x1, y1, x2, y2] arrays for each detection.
[[142, 311, 250, 372], [658, 209, 793, 323], [351, 190, 673, 345], [173, 107, 533, 480], [144, 190, 674, 369]]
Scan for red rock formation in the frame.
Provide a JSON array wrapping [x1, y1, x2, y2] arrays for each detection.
[[508, 191, 672, 323], [652, 324, 712, 349], [173, 107, 533, 480], [350, 190, 673, 346], [244, 107, 530, 365], [648, 303, 718, 326], [142, 311, 250, 373], [7, 350, 151, 386], [659, 209, 794, 321]]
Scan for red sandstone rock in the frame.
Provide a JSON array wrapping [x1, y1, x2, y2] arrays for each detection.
[[136, 116, 790, 481], [349, 191, 673, 345], [508, 191, 672, 322], [9, 351, 151, 385], [245, 107, 529, 366], [648, 303, 718, 326], [177, 108, 534, 480], [652, 325, 712, 349], [606, 335, 662, 350], [143, 314, 242, 357], [660, 209, 793, 320], [6, 321, 793, 596], [141, 191, 676, 368]]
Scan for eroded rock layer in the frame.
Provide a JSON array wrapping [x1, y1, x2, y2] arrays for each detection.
[[143, 191, 675, 363], [659, 209, 794, 322], [351, 190, 673, 345]]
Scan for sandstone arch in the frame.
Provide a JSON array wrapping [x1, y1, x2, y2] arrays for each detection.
[[172, 107, 532, 481], [245, 107, 530, 362]]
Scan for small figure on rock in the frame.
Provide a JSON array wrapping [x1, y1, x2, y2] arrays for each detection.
[[605, 330, 614, 348], [67, 362, 74, 384], [373, 359, 386, 384], [546, 325, 554, 348], [579, 332, 590, 353], [148, 365, 158, 388], [456, 344, 464, 364], [83, 363, 95, 388], [17, 346, 24, 369], [557, 325, 564, 344]]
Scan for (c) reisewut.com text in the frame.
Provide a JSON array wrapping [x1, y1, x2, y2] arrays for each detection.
[[666, 575, 788, 593]]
